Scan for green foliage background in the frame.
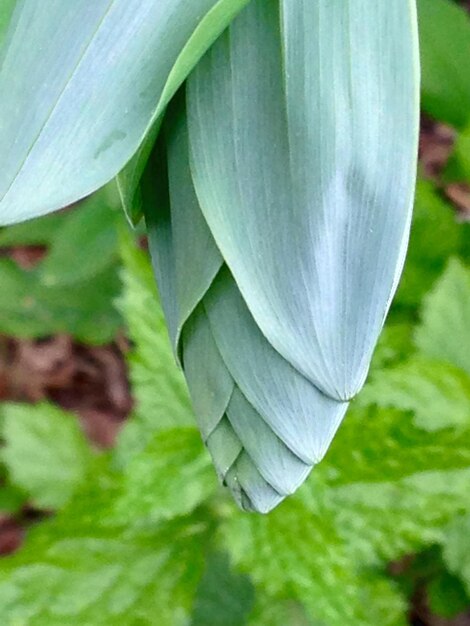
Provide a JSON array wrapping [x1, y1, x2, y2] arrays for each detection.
[[0, 0, 470, 623]]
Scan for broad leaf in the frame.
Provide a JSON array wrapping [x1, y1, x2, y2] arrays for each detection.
[[0, 491, 212, 625], [0, 403, 92, 509], [0, 0, 249, 226], [114, 428, 216, 523]]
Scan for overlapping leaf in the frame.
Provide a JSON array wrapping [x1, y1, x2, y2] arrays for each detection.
[[0, 0, 249, 226], [143, 0, 419, 511], [188, 0, 419, 401], [144, 99, 348, 513]]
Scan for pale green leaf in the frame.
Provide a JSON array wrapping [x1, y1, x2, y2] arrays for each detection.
[[0, 0, 249, 226], [360, 357, 470, 431], [0, 495, 212, 626], [114, 428, 216, 523], [415, 259, 470, 375], [144, 98, 348, 513], [0, 403, 92, 509], [188, 0, 420, 401]]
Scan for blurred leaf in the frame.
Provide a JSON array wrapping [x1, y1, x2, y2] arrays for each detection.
[[418, 0, 470, 128], [0, 257, 121, 344], [445, 122, 470, 183], [360, 357, 470, 431], [427, 569, 469, 618], [368, 323, 415, 372], [191, 552, 254, 626], [114, 428, 216, 524], [415, 259, 470, 375], [395, 180, 463, 308], [115, 233, 193, 463], [248, 598, 314, 626], [0, 403, 92, 509], [0, 212, 65, 247], [0, 484, 27, 516], [442, 514, 470, 596], [39, 190, 121, 287]]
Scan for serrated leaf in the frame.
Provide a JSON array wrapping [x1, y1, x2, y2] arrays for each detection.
[[360, 357, 470, 431], [114, 428, 216, 523], [418, 0, 470, 128], [114, 233, 194, 463], [0, 0, 250, 226], [221, 479, 408, 626], [188, 0, 419, 400], [0, 492, 212, 626], [220, 400, 470, 624], [0, 403, 92, 509], [368, 324, 415, 373], [415, 259, 470, 375]]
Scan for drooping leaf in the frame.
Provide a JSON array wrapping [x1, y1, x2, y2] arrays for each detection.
[[144, 95, 348, 513], [0, 0, 250, 226], [188, 0, 420, 401], [0, 403, 93, 509], [418, 0, 470, 128]]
